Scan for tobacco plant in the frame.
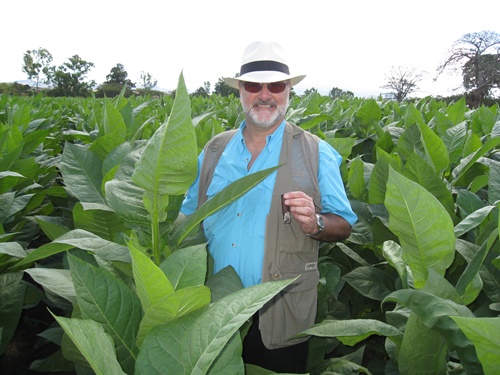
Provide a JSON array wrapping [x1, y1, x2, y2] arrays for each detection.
[[0, 83, 499, 375]]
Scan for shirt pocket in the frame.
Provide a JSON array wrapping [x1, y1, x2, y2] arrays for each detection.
[[206, 176, 231, 199], [253, 176, 275, 238]]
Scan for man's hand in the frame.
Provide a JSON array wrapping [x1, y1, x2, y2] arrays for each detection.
[[282, 191, 353, 241], [282, 191, 318, 235]]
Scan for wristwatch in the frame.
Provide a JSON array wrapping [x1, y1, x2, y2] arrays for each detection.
[[308, 214, 325, 237]]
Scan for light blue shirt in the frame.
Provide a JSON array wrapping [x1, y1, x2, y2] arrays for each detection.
[[181, 120, 357, 287]]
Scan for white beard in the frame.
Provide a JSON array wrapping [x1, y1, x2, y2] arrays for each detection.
[[242, 98, 289, 128]]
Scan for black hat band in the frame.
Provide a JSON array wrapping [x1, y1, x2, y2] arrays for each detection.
[[240, 60, 290, 76]]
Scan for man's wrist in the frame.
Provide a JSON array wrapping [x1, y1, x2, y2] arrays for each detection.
[[307, 214, 324, 237]]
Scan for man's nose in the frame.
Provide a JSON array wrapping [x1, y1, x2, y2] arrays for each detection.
[[258, 84, 272, 99]]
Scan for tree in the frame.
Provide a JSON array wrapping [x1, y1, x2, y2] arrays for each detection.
[[48, 55, 95, 97], [213, 76, 239, 97], [105, 63, 135, 88], [139, 71, 158, 93], [437, 30, 500, 107], [22, 48, 53, 90], [191, 81, 211, 97], [329, 87, 354, 99], [381, 66, 425, 101], [303, 88, 318, 96], [95, 64, 135, 97]]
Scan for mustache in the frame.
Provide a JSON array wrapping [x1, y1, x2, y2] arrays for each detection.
[[253, 100, 276, 106]]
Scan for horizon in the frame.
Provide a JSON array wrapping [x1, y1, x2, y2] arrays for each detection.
[[2, 0, 498, 99]]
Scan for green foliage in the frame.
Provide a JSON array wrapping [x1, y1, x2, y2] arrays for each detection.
[[213, 76, 239, 97], [95, 64, 136, 98], [105, 64, 135, 88], [0, 83, 499, 374], [0, 82, 33, 96], [95, 83, 135, 98], [47, 55, 96, 97], [22, 47, 53, 89]]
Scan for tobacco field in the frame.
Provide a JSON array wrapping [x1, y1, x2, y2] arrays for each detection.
[[0, 74, 499, 375]]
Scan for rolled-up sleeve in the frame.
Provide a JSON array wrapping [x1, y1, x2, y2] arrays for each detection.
[[318, 141, 358, 225]]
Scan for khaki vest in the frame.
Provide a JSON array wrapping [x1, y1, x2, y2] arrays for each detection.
[[198, 122, 321, 349]]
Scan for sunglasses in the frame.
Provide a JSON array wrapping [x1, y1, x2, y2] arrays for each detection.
[[242, 81, 288, 94]]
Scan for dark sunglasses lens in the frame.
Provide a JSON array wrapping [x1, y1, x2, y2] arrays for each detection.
[[267, 82, 287, 93], [243, 82, 263, 93]]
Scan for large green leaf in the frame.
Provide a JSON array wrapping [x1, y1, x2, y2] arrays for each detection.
[[442, 121, 467, 165], [0, 241, 27, 258], [24, 118, 51, 140], [132, 73, 197, 198], [417, 121, 449, 175], [34, 215, 71, 240], [73, 202, 126, 241], [309, 346, 371, 375], [368, 148, 402, 204], [383, 289, 483, 374], [135, 310, 201, 375], [451, 316, 500, 375], [0, 272, 27, 355], [129, 242, 175, 310], [299, 319, 401, 346], [171, 165, 280, 248], [160, 243, 208, 289], [0, 171, 25, 194], [456, 238, 500, 303], [397, 123, 422, 163], [454, 205, 497, 237], [130, 242, 211, 347], [352, 99, 381, 137], [89, 100, 127, 160], [105, 179, 150, 232], [403, 151, 455, 217], [470, 105, 497, 135], [25, 268, 76, 304], [348, 156, 369, 201], [343, 266, 395, 301], [15, 229, 130, 268], [451, 137, 500, 186], [398, 312, 448, 375], [385, 167, 455, 288], [137, 285, 210, 347], [205, 266, 244, 303], [60, 142, 105, 204], [136, 278, 296, 375], [455, 229, 498, 298], [52, 315, 126, 375], [68, 253, 142, 374], [445, 97, 466, 125], [382, 240, 408, 288], [481, 157, 500, 204]]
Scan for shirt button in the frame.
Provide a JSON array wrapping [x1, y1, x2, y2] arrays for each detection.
[[237, 212, 241, 217], [232, 243, 236, 247]]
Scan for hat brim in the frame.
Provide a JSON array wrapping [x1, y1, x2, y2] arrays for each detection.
[[223, 71, 306, 89]]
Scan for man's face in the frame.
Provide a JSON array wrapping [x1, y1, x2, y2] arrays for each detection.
[[239, 81, 290, 128]]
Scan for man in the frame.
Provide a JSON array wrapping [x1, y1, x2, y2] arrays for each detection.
[[181, 41, 357, 373]]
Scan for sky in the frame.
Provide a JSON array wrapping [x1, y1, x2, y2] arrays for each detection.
[[2, 0, 499, 98]]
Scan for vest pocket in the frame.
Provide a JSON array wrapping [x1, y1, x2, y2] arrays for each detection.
[[278, 219, 317, 254], [260, 269, 319, 348]]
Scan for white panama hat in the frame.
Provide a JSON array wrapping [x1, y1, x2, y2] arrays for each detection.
[[223, 41, 306, 89]]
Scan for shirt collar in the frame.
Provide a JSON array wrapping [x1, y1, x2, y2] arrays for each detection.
[[237, 119, 286, 153]]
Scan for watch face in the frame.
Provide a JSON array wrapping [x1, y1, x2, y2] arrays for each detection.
[[317, 214, 325, 232]]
